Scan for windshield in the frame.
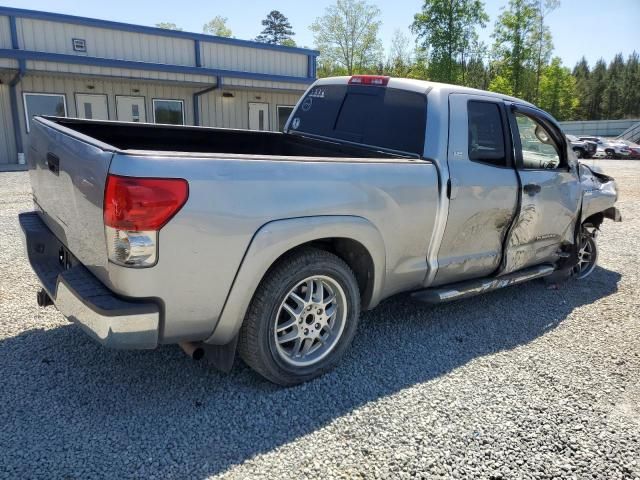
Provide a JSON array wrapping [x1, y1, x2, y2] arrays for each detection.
[[288, 84, 427, 156]]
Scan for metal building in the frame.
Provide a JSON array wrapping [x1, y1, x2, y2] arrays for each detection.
[[0, 7, 318, 169]]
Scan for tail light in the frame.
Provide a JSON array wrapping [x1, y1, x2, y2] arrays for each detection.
[[103, 175, 189, 267], [348, 75, 390, 86]]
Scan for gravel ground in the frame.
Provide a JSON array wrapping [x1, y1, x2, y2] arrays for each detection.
[[1, 161, 638, 479]]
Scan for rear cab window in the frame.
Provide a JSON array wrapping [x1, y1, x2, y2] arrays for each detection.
[[467, 101, 506, 167], [288, 83, 427, 156]]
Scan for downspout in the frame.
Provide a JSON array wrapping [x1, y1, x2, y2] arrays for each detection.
[[193, 76, 221, 126], [8, 15, 26, 163]]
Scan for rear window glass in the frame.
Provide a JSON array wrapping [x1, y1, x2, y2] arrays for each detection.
[[289, 84, 427, 155], [467, 101, 506, 166]]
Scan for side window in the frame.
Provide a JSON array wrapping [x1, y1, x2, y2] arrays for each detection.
[[515, 113, 562, 169], [467, 101, 506, 167]]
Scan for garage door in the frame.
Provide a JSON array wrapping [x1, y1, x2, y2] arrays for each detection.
[[0, 84, 17, 166]]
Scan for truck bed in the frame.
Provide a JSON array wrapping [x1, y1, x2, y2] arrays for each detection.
[[27, 115, 439, 344], [46, 117, 412, 159]]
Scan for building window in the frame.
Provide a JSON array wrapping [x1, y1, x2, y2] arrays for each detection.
[[153, 99, 184, 125], [277, 105, 295, 132], [23, 93, 67, 132]]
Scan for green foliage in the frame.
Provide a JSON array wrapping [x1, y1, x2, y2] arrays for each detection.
[[203, 16, 232, 37], [310, 0, 383, 75], [621, 52, 640, 118], [411, 0, 488, 84], [155, 22, 182, 31], [537, 57, 577, 120], [255, 10, 295, 45], [491, 0, 539, 101]]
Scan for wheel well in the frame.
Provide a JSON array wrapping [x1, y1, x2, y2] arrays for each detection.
[[582, 212, 604, 229], [272, 238, 376, 309]]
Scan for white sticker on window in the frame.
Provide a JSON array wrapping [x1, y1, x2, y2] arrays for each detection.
[[291, 117, 301, 130], [301, 97, 313, 112]]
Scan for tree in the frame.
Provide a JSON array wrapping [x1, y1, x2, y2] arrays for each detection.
[[602, 53, 626, 119], [203, 16, 232, 37], [532, 0, 559, 103], [587, 59, 608, 120], [538, 57, 577, 120], [411, 0, 488, 84], [621, 51, 640, 118], [310, 0, 383, 75], [155, 22, 182, 31], [386, 29, 414, 77], [572, 57, 590, 120], [255, 10, 295, 45], [491, 0, 539, 100]]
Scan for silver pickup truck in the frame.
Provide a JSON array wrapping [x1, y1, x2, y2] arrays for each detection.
[[20, 75, 620, 385]]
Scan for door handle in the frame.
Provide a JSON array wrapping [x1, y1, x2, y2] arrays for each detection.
[[523, 183, 541, 196]]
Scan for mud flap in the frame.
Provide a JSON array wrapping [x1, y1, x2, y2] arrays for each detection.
[[202, 335, 239, 373]]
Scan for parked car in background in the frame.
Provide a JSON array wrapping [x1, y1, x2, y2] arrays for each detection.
[[592, 147, 607, 159], [619, 140, 640, 159], [567, 134, 596, 158], [578, 136, 631, 159]]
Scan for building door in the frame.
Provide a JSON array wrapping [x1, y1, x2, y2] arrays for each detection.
[[75, 94, 109, 120], [249, 102, 269, 131], [116, 96, 146, 123], [0, 84, 17, 165]]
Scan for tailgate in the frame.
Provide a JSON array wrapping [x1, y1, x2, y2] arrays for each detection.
[[27, 117, 115, 275]]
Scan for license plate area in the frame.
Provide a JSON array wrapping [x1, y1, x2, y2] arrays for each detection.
[[58, 245, 78, 271]]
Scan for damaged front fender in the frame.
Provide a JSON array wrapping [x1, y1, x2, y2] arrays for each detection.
[[579, 162, 622, 225]]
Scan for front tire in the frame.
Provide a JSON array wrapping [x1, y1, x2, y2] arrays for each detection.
[[238, 247, 361, 386], [573, 227, 598, 279]]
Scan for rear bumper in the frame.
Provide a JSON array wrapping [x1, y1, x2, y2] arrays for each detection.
[[19, 212, 160, 349]]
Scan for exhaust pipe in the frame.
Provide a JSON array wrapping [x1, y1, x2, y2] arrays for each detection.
[[37, 288, 53, 307], [179, 342, 205, 361]]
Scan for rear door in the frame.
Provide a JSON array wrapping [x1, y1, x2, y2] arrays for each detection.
[[501, 104, 581, 273], [433, 94, 519, 286]]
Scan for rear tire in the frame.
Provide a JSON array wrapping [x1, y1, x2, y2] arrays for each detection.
[[238, 247, 361, 386]]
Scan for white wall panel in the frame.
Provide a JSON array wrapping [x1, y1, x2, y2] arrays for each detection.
[[197, 88, 301, 131], [15, 74, 202, 151], [25, 60, 216, 85], [17, 18, 195, 66], [0, 15, 12, 49], [0, 83, 17, 164], [201, 42, 307, 77]]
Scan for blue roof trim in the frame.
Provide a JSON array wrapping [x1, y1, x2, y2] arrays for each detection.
[[0, 6, 320, 56], [0, 49, 314, 85]]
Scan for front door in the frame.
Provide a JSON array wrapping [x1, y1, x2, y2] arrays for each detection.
[[433, 94, 519, 286], [75, 94, 109, 120], [248, 102, 269, 131], [116, 95, 146, 123], [501, 104, 581, 273]]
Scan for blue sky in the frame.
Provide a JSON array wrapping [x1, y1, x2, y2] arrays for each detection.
[[4, 0, 639, 67]]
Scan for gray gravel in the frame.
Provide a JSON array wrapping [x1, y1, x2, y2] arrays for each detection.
[[1, 161, 639, 479]]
